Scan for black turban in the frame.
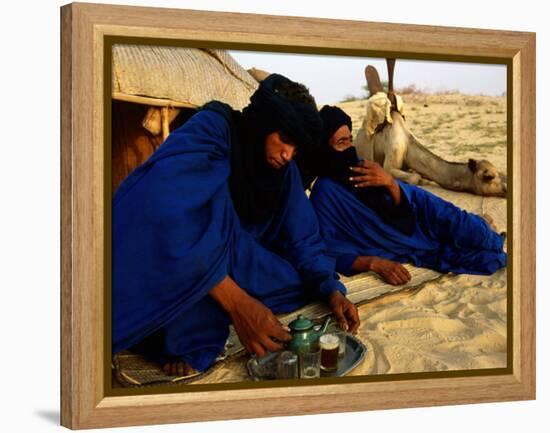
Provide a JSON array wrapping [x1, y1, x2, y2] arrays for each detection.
[[313, 105, 357, 180], [203, 73, 322, 223], [319, 105, 352, 146], [244, 74, 322, 155]]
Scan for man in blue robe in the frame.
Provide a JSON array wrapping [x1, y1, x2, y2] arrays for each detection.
[[309, 105, 506, 286], [112, 76, 359, 377]]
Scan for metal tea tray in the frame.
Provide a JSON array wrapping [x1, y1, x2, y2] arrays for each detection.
[[247, 334, 367, 381]]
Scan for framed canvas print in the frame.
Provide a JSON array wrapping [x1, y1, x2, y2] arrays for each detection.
[[60, 2, 536, 429]]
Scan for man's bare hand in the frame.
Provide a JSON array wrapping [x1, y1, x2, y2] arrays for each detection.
[[229, 295, 291, 358], [209, 276, 291, 358], [370, 257, 411, 285], [328, 291, 360, 334], [350, 160, 402, 204], [349, 160, 394, 188]]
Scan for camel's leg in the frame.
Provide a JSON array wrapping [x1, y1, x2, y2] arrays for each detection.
[[388, 168, 422, 184], [382, 140, 422, 184], [375, 118, 424, 184]]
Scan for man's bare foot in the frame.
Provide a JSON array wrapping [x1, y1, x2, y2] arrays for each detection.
[[162, 361, 197, 377]]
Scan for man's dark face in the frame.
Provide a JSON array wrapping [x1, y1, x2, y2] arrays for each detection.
[[329, 125, 354, 152], [264, 131, 297, 169]]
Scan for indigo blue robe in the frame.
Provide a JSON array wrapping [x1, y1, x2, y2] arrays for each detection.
[[112, 109, 345, 371], [309, 177, 506, 276]]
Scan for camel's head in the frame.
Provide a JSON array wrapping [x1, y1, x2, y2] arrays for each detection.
[[468, 159, 507, 197]]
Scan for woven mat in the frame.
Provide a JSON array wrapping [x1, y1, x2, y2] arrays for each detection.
[[112, 350, 224, 388]]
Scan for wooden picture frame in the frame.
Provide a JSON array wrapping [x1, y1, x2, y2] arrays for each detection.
[[60, 2, 536, 429]]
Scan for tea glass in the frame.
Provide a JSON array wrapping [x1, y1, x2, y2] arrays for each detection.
[[299, 346, 321, 379], [276, 351, 299, 379]]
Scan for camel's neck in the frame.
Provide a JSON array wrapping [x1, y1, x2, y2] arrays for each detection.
[[405, 134, 474, 191]]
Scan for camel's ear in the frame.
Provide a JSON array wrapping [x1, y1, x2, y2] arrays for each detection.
[[468, 158, 478, 172], [365, 65, 384, 96]]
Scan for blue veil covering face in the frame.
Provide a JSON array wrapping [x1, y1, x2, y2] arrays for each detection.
[[112, 76, 345, 371]]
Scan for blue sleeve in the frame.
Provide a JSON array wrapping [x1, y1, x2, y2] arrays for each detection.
[[335, 254, 359, 276], [271, 164, 347, 298], [112, 110, 236, 353], [355, 182, 416, 235]]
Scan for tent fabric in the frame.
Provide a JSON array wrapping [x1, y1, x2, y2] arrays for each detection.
[[112, 45, 258, 109]]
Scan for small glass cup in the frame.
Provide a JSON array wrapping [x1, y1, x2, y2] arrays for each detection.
[[327, 323, 348, 358], [319, 333, 340, 372], [276, 351, 299, 380], [334, 329, 347, 358], [299, 346, 321, 379]]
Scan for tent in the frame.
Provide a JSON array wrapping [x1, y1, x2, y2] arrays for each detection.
[[111, 45, 259, 191]]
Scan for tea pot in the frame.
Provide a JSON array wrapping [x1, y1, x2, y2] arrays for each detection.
[[287, 314, 331, 354]]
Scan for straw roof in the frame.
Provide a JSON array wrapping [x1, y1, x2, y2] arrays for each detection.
[[112, 45, 258, 110]]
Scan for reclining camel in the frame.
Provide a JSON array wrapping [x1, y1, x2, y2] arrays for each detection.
[[354, 60, 507, 197]]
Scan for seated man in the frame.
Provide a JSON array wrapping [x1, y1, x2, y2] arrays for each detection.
[[112, 76, 359, 377], [309, 105, 506, 286]]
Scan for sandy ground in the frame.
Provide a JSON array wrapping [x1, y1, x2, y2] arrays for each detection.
[[353, 269, 507, 375], [192, 93, 509, 384]]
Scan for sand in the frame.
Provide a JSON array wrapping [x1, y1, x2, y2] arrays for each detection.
[[193, 92, 508, 384], [352, 269, 507, 375]]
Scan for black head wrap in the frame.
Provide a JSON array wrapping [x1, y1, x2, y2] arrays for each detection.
[[320, 105, 353, 145], [243, 74, 322, 156], [315, 105, 359, 181], [228, 74, 322, 223]]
